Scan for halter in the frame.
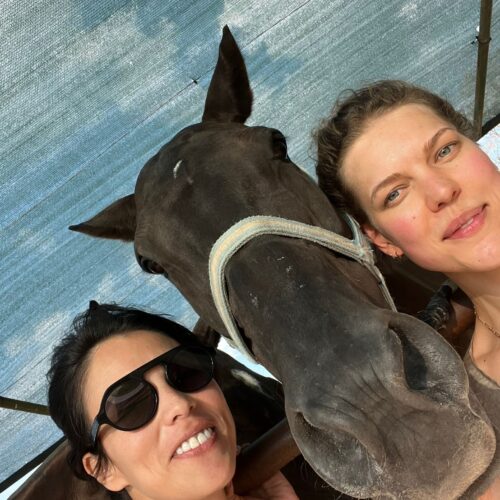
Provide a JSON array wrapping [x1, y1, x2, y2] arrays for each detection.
[[209, 214, 397, 362]]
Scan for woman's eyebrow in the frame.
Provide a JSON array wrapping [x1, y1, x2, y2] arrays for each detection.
[[371, 173, 404, 204], [370, 127, 456, 204], [424, 127, 455, 156]]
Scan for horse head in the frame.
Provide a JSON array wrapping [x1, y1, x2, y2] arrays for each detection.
[[70, 27, 496, 499]]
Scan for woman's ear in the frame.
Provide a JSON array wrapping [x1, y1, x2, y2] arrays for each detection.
[[362, 224, 404, 258], [82, 452, 128, 492]]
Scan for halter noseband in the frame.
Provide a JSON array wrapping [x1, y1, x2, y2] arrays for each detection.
[[209, 214, 397, 362]]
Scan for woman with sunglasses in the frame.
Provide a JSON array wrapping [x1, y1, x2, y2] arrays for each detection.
[[315, 80, 500, 499], [48, 301, 297, 500]]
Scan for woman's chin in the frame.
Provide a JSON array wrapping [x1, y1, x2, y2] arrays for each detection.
[[171, 450, 236, 497], [130, 462, 234, 500]]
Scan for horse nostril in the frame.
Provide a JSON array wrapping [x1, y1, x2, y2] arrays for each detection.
[[390, 327, 428, 390]]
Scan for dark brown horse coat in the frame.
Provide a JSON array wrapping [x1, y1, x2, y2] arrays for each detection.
[[69, 27, 498, 499]]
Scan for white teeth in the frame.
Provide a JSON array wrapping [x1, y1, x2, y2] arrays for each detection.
[[461, 217, 474, 229], [175, 427, 214, 455]]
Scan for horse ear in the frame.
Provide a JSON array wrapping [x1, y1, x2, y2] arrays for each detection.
[[202, 25, 253, 123], [69, 194, 136, 242]]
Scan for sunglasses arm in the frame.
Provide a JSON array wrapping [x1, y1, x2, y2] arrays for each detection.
[[89, 419, 102, 451], [232, 418, 300, 495]]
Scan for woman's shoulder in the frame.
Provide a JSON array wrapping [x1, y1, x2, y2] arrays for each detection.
[[464, 350, 500, 498], [464, 350, 500, 433]]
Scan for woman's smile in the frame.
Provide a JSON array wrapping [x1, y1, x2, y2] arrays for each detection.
[[442, 204, 486, 240], [173, 426, 216, 459]]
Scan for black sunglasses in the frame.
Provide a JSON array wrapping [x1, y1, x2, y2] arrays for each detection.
[[89, 345, 215, 450]]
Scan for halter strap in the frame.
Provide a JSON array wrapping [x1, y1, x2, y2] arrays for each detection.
[[209, 214, 397, 362]]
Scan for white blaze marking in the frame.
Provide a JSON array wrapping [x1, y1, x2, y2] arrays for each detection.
[[173, 160, 183, 178], [230, 369, 266, 395]]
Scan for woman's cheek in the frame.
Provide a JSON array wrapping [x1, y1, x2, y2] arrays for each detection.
[[468, 145, 498, 173], [387, 216, 421, 247], [473, 238, 500, 269]]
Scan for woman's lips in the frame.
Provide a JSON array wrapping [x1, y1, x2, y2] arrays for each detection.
[[172, 427, 216, 459], [443, 205, 486, 240]]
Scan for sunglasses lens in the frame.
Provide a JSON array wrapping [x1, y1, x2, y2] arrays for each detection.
[[105, 379, 157, 430], [167, 347, 214, 392]]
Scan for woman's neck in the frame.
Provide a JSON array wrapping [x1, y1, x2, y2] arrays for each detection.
[[449, 267, 500, 383], [449, 265, 500, 319], [206, 490, 231, 500], [204, 483, 238, 500], [129, 486, 230, 500]]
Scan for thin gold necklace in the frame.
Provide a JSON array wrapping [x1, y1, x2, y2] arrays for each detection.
[[474, 309, 500, 339]]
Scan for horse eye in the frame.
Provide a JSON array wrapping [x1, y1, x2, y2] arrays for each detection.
[[137, 255, 165, 275]]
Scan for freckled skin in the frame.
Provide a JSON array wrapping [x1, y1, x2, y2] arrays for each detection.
[[82, 330, 236, 500], [342, 104, 500, 274]]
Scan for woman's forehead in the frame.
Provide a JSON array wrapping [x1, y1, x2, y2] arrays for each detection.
[[365, 103, 450, 139], [343, 104, 452, 180], [92, 329, 179, 365], [83, 330, 179, 415]]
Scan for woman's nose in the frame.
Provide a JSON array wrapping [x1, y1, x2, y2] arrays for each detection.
[[424, 173, 460, 212], [156, 379, 194, 425]]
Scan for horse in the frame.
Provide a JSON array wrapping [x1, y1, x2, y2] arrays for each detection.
[[70, 27, 497, 499]]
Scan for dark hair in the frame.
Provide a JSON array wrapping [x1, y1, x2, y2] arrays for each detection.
[[315, 80, 474, 224], [47, 301, 204, 493]]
